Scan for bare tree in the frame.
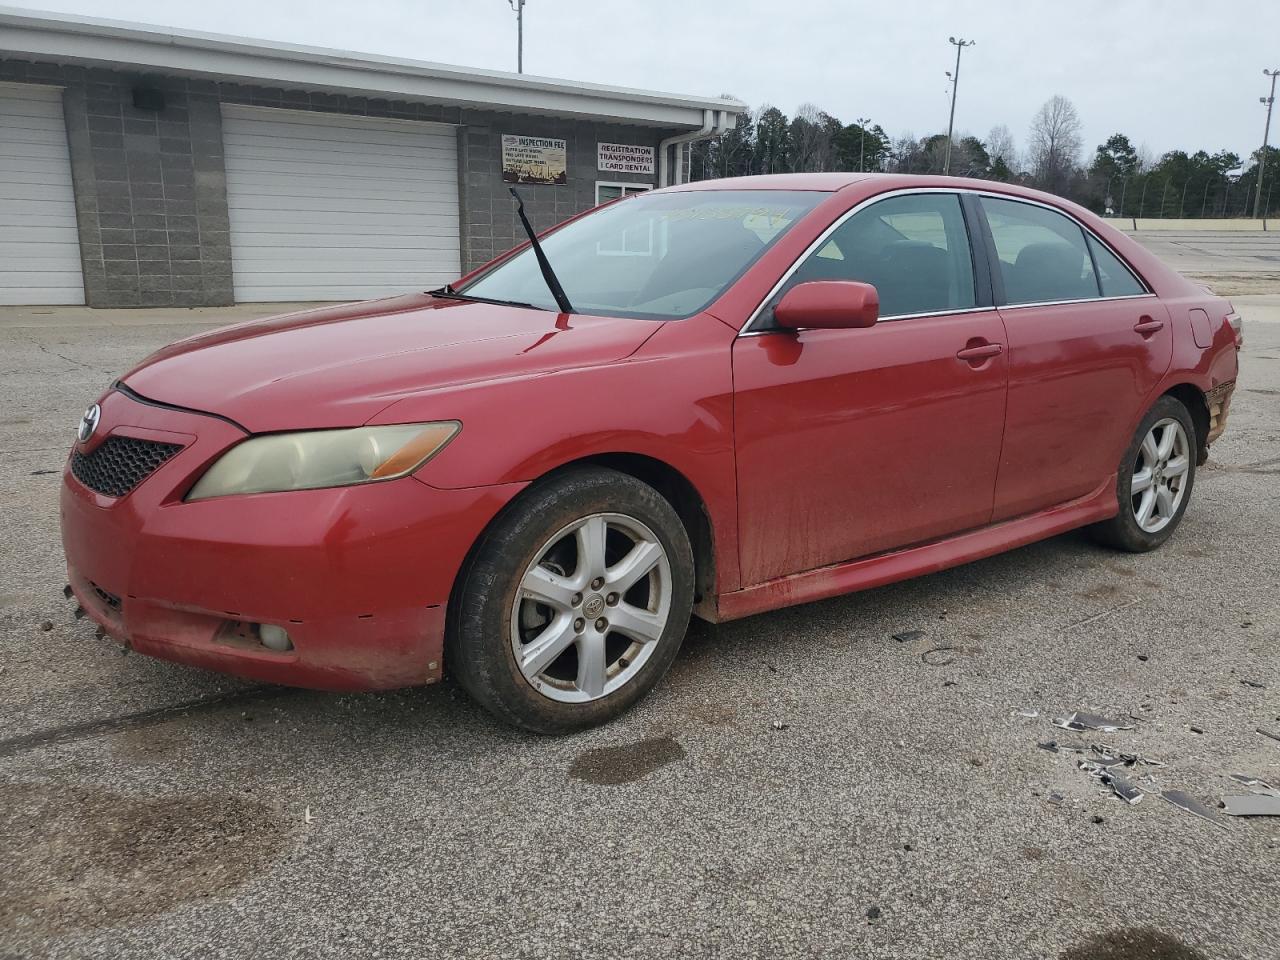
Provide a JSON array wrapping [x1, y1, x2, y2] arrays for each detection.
[[1028, 95, 1082, 194], [788, 102, 831, 172], [1135, 142, 1156, 174], [986, 124, 1018, 170], [889, 133, 923, 173]]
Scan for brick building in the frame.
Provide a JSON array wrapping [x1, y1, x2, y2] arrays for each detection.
[[0, 7, 743, 307]]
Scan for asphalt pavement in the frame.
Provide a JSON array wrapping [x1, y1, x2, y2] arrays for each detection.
[[1, 240, 1279, 960]]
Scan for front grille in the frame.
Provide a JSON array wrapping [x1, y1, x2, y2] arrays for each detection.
[[71, 436, 182, 497], [88, 580, 122, 612]]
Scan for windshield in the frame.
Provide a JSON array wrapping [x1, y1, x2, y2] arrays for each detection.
[[460, 189, 826, 320]]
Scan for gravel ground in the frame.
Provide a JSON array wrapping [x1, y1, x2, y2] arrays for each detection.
[[1, 276, 1278, 959]]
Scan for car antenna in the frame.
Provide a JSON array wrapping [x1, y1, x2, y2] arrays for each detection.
[[508, 187, 574, 315]]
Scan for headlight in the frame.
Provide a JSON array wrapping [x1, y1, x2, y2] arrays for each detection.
[[186, 421, 459, 501]]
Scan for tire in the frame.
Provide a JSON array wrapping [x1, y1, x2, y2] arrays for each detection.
[[446, 466, 695, 733], [1089, 395, 1197, 552]]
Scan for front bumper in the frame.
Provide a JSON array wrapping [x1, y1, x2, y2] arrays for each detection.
[[60, 388, 525, 691]]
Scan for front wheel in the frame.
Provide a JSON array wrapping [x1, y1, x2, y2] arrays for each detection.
[[447, 467, 695, 733], [1089, 395, 1197, 552]]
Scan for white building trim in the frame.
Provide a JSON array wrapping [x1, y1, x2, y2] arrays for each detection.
[[0, 6, 747, 129]]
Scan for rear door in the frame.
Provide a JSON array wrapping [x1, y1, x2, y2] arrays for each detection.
[[731, 191, 1009, 585], [976, 195, 1172, 521]]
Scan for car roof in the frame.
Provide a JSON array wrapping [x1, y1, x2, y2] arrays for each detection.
[[664, 172, 1076, 207]]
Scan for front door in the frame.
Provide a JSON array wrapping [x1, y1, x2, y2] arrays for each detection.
[[732, 192, 1009, 586]]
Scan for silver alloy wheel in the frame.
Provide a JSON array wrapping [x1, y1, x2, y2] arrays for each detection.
[[510, 512, 673, 703], [1131, 417, 1190, 534]]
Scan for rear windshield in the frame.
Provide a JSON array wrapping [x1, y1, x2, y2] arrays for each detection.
[[461, 189, 826, 320]]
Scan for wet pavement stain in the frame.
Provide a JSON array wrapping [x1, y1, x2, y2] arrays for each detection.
[[0, 782, 293, 939], [1059, 927, 1208, 960], [569, 736, 686, 785], [1078, 582, 1122, 600]]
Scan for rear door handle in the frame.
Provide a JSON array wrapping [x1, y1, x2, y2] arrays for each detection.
[[1134, 318, 1165, 336], [956, 342, 1004, 362]]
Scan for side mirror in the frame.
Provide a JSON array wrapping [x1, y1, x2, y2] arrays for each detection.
[[773, 281, 879, 330]]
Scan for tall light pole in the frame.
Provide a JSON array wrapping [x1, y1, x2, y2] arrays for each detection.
[[943, 37, 975, 175], [856, 116, 871, 172], [507, 0, 526, 73], [1254, 68, 1278, 218]]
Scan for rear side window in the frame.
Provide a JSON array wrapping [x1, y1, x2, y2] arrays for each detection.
[[981, 197, 1099, 305], [1087, 234, 1147, 297], [781, 193, 976, 318]]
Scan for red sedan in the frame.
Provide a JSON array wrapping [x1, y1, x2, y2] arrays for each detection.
[[60, 174, 1240, 732]]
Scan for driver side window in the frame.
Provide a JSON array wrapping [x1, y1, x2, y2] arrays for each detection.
[[778, 192, 977, 319]]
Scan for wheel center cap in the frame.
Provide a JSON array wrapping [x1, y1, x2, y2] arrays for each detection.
[[583, 594, 605, 618]]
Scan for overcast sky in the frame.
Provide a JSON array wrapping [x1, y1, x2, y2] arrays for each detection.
[[24, 0, 1280, 168]]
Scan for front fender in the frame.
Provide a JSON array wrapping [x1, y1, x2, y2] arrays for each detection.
[[375, 313, 742, 591]]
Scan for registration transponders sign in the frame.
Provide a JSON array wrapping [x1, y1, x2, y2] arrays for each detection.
[[597, 142, 655, 175]]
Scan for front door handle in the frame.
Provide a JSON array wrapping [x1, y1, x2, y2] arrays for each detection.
[[1134, 317, 1165, 336], [956, 342, 1004, 363]]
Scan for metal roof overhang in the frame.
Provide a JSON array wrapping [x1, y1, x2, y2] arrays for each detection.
[[0, 5, 746, 129]]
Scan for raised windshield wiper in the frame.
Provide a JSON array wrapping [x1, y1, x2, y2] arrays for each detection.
[[508, 187, 574, 315], [426, 285, 539, 310]]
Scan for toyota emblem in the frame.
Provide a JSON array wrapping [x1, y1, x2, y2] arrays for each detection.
[[77, 403, 101, 443]]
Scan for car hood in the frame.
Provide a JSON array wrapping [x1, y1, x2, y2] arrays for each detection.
[[121, 293, 662, 432]]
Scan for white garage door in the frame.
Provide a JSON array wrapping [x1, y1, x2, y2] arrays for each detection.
[[0, 83, 85, 305], [222, 105, 461, 302]]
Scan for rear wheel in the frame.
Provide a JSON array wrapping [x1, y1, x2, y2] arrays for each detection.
[[447, 467, 694, 733], [1089, 395, 1196, 552]]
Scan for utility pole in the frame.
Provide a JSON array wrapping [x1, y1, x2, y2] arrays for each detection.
[[1255, 68, 1278, 218], [507, 0, 526, 73], [942, 37, 975, 175], [856, 116, 871, 172]]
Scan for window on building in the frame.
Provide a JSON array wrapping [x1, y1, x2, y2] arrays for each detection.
[[778, 192, 976, 318], [595, 182, 652, 205]]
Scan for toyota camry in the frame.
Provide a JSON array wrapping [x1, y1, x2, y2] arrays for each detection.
[[60, 173, 1241, 732]]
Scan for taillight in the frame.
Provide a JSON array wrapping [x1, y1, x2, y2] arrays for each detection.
[[1225, 311, 1243, 349]]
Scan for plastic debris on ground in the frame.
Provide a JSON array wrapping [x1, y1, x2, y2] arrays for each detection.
[[1052, 711, 1135, 733], [1221, 794, 1280, 816], [1090, 742, 1165, 768], [1161, 790, 1225, 827], [891, 630, 925, 643], [1078, 758, 1144, 805], [1037, 740, 1087, 754], [1257, 727, 1280, 744], [1228, 773, 1276, 791]]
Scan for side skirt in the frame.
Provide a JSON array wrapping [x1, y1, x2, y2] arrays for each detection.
[[712, 477, 1118, 623]]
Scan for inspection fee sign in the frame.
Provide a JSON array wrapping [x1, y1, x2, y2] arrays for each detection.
[[502, 135, 568, 184], [598, 142, 655, 175]]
